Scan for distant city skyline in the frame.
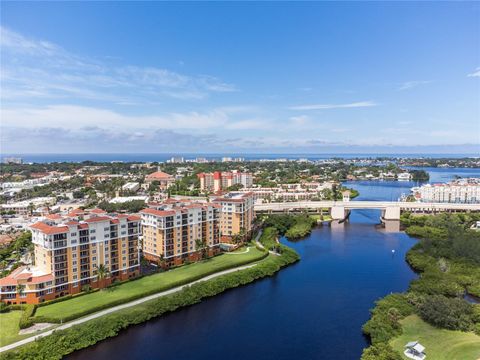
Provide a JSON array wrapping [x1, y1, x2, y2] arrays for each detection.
[[1, 2, 479, 154]]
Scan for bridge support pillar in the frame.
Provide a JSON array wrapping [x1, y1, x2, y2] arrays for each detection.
[[383, 206, 400, 220], [331, 206, 346, 220]]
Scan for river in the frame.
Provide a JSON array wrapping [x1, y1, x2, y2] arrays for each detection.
[[67, 167, 479, 360]]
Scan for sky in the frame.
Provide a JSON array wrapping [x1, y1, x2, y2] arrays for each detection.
[[1, 2, 479, 154]]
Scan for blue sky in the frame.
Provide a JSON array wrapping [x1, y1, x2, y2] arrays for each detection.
[[1, 2, 479, 154]]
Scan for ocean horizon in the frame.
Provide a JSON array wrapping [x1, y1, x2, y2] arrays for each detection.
[[1, 153, 478, 164]]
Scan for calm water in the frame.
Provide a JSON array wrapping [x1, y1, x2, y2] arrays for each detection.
[[67, 168, 479, 360], [2, 152, 478, 163]]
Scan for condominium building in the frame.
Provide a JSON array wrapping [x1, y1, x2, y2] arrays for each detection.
[[0, 210, 141, 304], [412, 178, 480, 203], [197, 170, 253, 192], [212, 192, 255, 242], [140, 199, 221, 267]]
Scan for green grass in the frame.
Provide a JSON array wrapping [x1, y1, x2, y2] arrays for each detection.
[[35, 246, 266, 321], [390, 315, 480, 360], [0, 311, 29, 347]]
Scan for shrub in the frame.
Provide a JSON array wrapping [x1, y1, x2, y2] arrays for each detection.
[[361, 343, 403, 360], [18, 304, 36, 329], [2, 248, 299, 360], [419, 295, 474, 331]]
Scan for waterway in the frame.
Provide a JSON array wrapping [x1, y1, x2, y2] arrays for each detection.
[[67, 167, 479, 360]]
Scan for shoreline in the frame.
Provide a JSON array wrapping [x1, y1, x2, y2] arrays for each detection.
[[0, 242, 300, 359]]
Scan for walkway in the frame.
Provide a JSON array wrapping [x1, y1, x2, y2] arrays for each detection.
[[0, 261, 260, 353]]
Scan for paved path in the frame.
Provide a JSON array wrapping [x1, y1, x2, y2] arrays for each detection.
[[224, 246, 251, 254], [0, 261, 260, 353]]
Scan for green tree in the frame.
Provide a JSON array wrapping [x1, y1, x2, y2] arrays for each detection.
[[195, 238, 208, 260], [96, 264, 110, 289]]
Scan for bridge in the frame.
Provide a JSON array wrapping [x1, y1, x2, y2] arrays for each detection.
[[254, 201, 480, 220]]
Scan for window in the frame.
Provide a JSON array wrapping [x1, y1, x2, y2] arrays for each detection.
[[47, 288, 53, 294], [73, 268, 77, 272], [90, 229, 96, 234], [70, 232, 77, 236], [72, 246, 77, 251], [92, 257, 97, 261]]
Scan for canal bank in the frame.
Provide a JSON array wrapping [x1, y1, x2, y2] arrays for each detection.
[[54, 168, 480, 359]]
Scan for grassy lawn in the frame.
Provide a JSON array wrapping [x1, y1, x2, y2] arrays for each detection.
[[0, 311, 29, 347], [35, 246, 266, 321], [390, 315, 480, 360]]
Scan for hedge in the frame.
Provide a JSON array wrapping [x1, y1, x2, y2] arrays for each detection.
[[1, 247, 299, 360], [33, 249, 269, 324], [18, 304, 35, 329]]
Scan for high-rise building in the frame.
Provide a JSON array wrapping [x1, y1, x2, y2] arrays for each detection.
[[140, 199, 221, 267], [212, 192, 255, 242], [0, 210, 141, 304], [197, 170, 253, 192]]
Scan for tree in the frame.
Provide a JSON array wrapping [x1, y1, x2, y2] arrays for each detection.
[[16, 283, 26, 297], [195, 238, 208, 260], [96, 264, 110, 289], [419, 295, 474, 331]]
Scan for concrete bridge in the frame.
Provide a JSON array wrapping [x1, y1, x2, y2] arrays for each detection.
[[254, 201, 480, 220]]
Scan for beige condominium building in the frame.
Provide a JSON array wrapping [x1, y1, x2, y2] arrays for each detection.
[[212, 192, 255, 242], [140, 199, 221, 267], [197, 170, 253, 193], [0, 210, 141, 304]]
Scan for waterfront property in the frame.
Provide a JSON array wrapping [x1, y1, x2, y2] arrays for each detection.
[[140, 199, 222, 267], [411, 178, 480, 203], [213, 192, 255, 242], [32, 246, 265, 322], [391, 315, 480, 360], [0, 210, 141, 304]]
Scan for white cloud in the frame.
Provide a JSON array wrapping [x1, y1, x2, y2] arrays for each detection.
[[289, 101, 377, 110], [467, 67, 480, 77], [0, 26, 237, 103], [398, 80, 431, 90], [289, 115, 309, 125]]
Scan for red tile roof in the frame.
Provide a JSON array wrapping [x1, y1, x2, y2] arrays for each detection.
[[140, 208, 176, 217], [90, 208, 107, 214], [30, 222, 68, 235], [146, 171, 174, 180], [84, 216, 112, 223]]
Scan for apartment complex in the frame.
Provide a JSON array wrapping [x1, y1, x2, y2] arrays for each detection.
[[0, 210, 141, 304], [412, 178, 480, 203], [212, 192, 255, 242], [197, 170, 253, 192], [238, 182, 335, 203], [140, 199, 221, 267]]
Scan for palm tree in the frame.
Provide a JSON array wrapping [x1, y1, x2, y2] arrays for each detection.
[[195, 238, 208, 260], [96, 264, 110, 289], [16, 284, 26, 298]]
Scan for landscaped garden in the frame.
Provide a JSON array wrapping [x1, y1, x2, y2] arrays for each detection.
[[0, 311, 29, 347], [34, 246, 266, 322], [390, 315, 480, 360]]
